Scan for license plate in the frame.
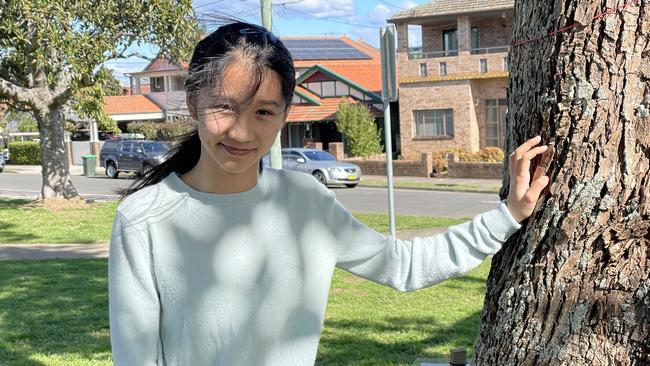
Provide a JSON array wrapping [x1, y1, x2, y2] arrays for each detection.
[[348, 175, 357, 180]]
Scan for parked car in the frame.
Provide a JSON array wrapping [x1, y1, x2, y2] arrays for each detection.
[[0, 154, 5, 173], [2, 148, 9, 163], [263, 148, 362, 188], [99, 139, 170, 179]]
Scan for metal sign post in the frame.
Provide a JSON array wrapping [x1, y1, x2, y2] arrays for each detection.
[[380, 24, 398, 238], [261, 0, 283, 169]]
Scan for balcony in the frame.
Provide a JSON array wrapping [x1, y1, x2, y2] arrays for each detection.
[[408, 46, 509, 60], [396, 11, 514, 79]]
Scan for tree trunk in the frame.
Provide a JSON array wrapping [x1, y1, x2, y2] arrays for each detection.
[[35, 106, 79, 199], [474, 0, 649, 365]]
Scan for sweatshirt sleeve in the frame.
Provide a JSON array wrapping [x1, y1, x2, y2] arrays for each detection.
[[109, 210, 163, 365], [324, 189, 521, 292]]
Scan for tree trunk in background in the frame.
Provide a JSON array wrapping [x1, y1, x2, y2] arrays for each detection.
[[36, 107, 79, 199], [474, 0, 649, 365]]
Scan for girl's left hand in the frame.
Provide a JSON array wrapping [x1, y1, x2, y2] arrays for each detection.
[[506, 136, 550, 223]]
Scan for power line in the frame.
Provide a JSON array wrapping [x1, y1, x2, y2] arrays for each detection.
[[278, 6, 379, 29], [380, 0, 408, 10]]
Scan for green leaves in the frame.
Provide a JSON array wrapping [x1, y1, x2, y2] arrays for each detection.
[[336, 100, 384, 158], [0, 0, 199, 109]]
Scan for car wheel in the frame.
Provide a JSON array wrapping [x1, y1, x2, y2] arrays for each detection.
[[106, 162, 119, 179], [345, 184, 357, 188], [313, 171, 327, 186], [141, 163, 153, 176]]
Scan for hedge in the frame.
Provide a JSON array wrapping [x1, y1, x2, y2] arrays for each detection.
[[127, 121, 194, 141], [431, 147, 504, 175], [8, 141, 41, 165]]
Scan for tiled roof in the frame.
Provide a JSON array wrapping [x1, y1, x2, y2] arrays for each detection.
[[389, 0, 514, 20], [294, 86, 321, 104], [143, 58, 188, 72], [104, 95, 162, 115], [325, 63, 382, 93], [286, 97, 381, 123]]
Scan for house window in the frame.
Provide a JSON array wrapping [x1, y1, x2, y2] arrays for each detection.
[[442, 29, 458, 56], [485, 99, 508, 148], [471, 27, 479, 50], [151, 77, 164, 91], [350, 87, 364, 101], [419, 63, 427, 77], [504, 57, 510, 71], [321, 81, 336, 97], [335, 81, 350, 96], [439, 62, 447, 76], [291, 95, 307, 104], [413, 109, 454, 138], [480, 59, 488, 73], [306, 82, 322, 96]]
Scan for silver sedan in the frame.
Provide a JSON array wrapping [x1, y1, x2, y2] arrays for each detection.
[[263, 148, 362, 188]]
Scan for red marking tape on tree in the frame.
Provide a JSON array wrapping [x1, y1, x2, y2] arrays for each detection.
[[512, 1, 641, 48]]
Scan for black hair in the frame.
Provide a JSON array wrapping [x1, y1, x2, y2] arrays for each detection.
[[118, 20, 296, 199]]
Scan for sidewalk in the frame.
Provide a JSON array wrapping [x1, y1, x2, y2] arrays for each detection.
[[0, 227, 447, 261], [3, 164, 105, 176]]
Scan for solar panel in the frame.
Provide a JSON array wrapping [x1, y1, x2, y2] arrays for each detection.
[[283, 39, 372, 61]]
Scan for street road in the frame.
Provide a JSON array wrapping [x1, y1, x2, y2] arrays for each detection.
[[0, 173, 501, 218]]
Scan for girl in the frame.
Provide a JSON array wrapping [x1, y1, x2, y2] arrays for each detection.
[[109, 21, 549, 365]]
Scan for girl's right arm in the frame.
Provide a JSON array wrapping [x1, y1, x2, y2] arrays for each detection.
[[109, 211, 163, 365]]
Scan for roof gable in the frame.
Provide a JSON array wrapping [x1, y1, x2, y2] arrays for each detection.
[[390, 0, 514, 21], [296, 65, 382, 102]]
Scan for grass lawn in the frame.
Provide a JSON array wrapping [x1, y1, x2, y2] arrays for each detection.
[[0, 197, 475, 364], [0, 259, 491, 365], [0, 199, 118, 244], [0, 198, 466, 244], [359, 178, 501, 194]]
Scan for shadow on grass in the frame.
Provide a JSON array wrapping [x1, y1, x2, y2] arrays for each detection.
[[317, 311, 481, 365], [0, 259, 110, 365], [0, 199, 41, 244], [0, 222, 40, 243], [0, 198, 31, 208]]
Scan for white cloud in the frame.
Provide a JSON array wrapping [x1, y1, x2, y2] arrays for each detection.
[[367, 4, 392, 26], [401, 0, 418, 9], [283, 0, 355, 18], [104, 58, 151, 85]]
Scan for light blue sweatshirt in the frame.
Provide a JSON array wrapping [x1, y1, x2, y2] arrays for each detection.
[[109, 169, 520, 365]]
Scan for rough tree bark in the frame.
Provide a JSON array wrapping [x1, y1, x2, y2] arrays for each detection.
[[474, 0, 649, 365]]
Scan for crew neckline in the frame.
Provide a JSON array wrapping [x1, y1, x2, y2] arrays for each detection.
[[164, 171, 266, 205]]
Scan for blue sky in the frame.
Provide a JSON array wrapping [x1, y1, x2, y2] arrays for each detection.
[[105, 0, 427, 85]]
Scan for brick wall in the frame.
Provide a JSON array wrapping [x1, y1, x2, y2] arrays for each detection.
[[447, 153, 503, 179], [398, 80, 480, 160], [344, 152, 433, 177]]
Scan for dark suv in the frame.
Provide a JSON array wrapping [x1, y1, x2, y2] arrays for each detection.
[[99, 139, 170, 178]]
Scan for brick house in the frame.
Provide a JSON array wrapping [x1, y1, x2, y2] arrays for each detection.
[[108, 36, 385, 151], [389, 0, 513, 160]]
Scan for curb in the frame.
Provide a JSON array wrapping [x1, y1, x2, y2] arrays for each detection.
[[357, 184, 500, 194]]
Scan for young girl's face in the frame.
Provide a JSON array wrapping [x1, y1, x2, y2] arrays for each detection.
[[189, 62, 287, 178]]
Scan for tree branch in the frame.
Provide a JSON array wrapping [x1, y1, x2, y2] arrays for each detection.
[[52, 70, 73, 107], [0, 76, 35, 106]]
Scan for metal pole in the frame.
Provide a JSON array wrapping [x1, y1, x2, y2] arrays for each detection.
[[383, 101, 396, 238], [380, 25, 397, 239], [261, 0, 283, 169]]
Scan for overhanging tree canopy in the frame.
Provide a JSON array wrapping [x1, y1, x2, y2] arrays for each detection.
[[0, 0, 199, 199]]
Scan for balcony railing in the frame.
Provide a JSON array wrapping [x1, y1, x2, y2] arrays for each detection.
[[408, 46, 510, 60], [408, 50, 459, 60], [469, 46, 510, 55]]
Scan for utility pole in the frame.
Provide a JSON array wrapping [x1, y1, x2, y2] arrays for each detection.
[[261, 0, 283, 169]]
